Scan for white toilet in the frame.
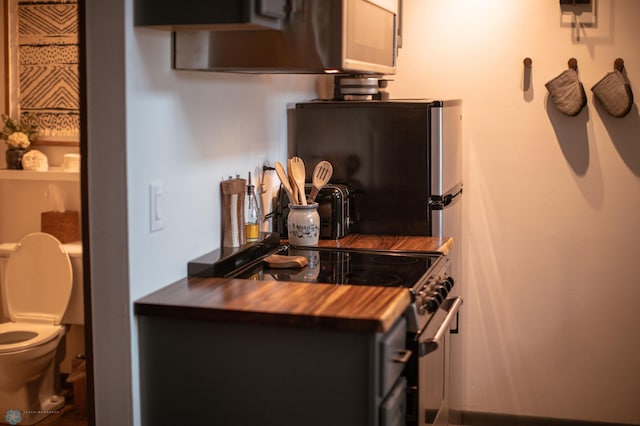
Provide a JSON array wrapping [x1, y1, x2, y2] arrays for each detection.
[[0, 232, 81, 425]]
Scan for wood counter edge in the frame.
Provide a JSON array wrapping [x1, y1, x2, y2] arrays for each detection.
[[314, 234, 453, 253], [134, 277, 412, 333]]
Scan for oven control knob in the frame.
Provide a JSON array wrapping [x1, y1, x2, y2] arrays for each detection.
[[424, 296, 439, 313], [434, 284, 448, 298], [428, 290, 443, 304], [444, 277, 455, 290]]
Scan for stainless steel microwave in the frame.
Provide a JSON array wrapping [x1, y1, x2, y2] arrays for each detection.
[[171, 0, 401, 75]]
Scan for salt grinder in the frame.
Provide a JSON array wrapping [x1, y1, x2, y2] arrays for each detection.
[[220, 176, 247, 247]]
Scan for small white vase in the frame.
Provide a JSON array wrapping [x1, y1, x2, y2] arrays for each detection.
[[287, 203, 320, 246]]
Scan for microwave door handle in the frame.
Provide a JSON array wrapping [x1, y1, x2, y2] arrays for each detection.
[[419, 297, 463, 356]]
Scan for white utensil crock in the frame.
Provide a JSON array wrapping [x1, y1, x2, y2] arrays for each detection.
[[287, 203, 320, 246]]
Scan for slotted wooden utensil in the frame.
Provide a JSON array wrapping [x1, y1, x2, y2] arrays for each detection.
[[308, 160, 333, 203], [290, 156, 307, 206]]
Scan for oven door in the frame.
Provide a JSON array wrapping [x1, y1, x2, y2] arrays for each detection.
[[418, 297, 462, 426]]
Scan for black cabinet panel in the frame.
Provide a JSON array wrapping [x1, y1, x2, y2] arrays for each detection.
[[134, 0, 285, 29]]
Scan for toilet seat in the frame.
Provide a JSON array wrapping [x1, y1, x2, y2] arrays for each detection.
[[0, 322, 63, 353], [0, 233, 72, 354], [4, 232, 73, 325]]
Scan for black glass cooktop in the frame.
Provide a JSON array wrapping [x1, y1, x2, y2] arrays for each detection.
[[231, 246, 442, 289]]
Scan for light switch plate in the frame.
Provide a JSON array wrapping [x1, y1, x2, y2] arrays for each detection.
[[149, 181, 165, 232]]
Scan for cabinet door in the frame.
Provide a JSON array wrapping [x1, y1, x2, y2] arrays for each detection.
[[380, 316, 409, 396], [380, 377, 407, 426], [134, 0, 284, 29]]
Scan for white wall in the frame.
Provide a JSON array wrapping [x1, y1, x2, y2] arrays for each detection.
[[392, 0, 640, 423], [86, 0, 316, 424]]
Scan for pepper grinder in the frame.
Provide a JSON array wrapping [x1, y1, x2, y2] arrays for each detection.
[[220, 176, 247, 247]]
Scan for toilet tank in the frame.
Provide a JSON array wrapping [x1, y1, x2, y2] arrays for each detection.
[[0, 240, 84, 325]]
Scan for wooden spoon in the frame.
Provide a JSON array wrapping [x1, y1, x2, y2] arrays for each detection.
[[308, 160, 333, 203], [274, 161, 296, 205], [290, 156, 307, 205], [287, 158, 299, 205]]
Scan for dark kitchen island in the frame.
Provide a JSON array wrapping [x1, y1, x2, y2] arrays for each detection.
[[134, 235, 451, 426]]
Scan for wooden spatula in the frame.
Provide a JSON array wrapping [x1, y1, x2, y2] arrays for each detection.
[[290, 156, 307, 206], [287, 158, 299, 205], [274, 161, 296, 205], [263, 254, 308, 268]]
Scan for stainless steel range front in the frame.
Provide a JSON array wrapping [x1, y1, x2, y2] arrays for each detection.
[[193, 240, 462, 426]]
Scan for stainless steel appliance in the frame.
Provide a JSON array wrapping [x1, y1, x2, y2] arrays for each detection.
[[166, 0, 401, 74], [189, 238, 461, 426], [276, 183, 354, 239], [293, 99, 462, 241]]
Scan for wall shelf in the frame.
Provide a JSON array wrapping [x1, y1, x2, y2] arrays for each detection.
[[0, 167, 80, 182]]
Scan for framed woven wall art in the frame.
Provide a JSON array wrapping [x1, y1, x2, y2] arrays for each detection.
[[5, 0, 80, 146]]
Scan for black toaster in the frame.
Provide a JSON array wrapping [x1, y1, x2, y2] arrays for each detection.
[[276, 183, 354, 240]]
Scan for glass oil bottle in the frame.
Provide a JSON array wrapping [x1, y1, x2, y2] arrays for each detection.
[[245, 171, 261, 242]]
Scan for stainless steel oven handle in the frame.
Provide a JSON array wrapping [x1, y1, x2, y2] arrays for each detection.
[[419, 297, 463, 356], [392, 349, 413, 364]]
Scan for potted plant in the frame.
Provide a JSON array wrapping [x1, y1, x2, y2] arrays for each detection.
[[1, 113, 39, 169]]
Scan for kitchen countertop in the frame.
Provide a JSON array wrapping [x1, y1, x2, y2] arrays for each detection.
[[134, 235, 452, 333], [315, 234, 453, 254]]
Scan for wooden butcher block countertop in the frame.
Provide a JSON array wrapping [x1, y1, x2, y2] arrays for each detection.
[[316, 234, 453, 254], [134, 235, 452, 333]]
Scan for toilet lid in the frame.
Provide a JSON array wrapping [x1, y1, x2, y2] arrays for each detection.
[[5, 232, 72, 325]]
